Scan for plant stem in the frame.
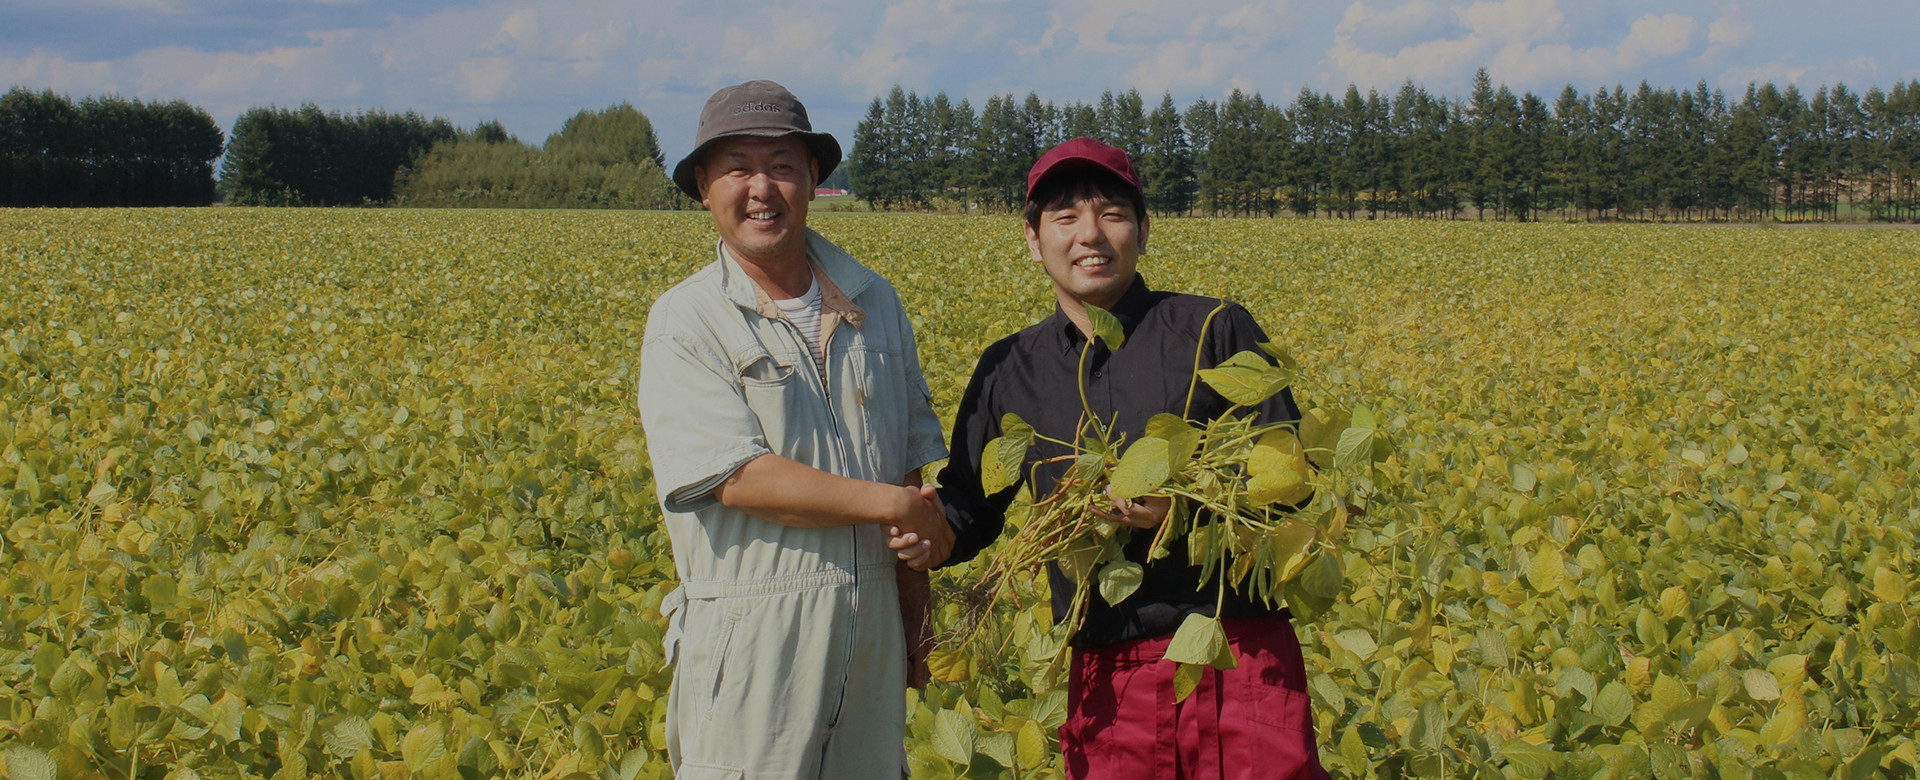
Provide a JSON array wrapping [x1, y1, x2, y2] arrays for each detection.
[[1183, 303, 1229, 419], [1076, 338, 1103, 441]]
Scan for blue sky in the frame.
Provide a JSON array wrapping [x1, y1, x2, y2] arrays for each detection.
[[5, 0, 1916, 164]]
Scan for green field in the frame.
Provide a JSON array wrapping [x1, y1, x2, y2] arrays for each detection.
[[2, 209, 1917, 779]]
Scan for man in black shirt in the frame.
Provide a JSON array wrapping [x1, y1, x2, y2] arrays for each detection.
[[936, 137, 1329, 780]]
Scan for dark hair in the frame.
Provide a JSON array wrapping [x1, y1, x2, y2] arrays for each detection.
[[1023, 165, 1147, 230]]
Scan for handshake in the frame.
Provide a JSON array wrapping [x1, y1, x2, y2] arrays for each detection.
[[884, 482, 952, 571]]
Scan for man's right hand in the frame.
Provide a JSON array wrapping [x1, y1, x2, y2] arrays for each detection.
[[886, 483, 952, 570]]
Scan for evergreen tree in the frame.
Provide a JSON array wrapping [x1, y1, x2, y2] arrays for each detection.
[[1465, 69, 1499, 217], [1513, 92, 1550, 220], [827, 77, 1920, 221], [1023, 94, 1061, 156], [849, 97, 895, 208], [1182, 98, 1219, 215], [1061, 101, 1100, 142], [1140, 93, 1196, 216], [972, 94, 1033, 211], [1286, 89, 1334, 217], [1, 89, 223, 206], [924, 92, 977, 205], [1211, 89, 1261, 216], [220, 103, 454, 206], [1100, 89, 1149, 157]]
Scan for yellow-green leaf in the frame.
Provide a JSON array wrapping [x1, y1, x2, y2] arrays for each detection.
[[1110, 437, 1170, 499]]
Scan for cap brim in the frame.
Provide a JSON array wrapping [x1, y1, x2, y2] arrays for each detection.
[[1027, 158, 1143, 205], [673, 130, 842, 201]]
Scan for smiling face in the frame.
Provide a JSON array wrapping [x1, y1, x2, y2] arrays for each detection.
[[695, 135, 817, 268], [1026, 184, 1149, 316]]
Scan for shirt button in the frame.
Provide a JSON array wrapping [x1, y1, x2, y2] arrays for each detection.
[[1093, 369, 1103, 377]]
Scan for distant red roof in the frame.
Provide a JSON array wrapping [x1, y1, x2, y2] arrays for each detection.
[[814, 188, 848, 196]]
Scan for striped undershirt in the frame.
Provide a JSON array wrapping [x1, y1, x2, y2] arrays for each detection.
[[772, 275, 827, 378]]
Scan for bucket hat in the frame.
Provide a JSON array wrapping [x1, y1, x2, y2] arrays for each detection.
[[672, 80, 842, 200]]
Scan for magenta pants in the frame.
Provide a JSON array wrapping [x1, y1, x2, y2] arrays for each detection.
[[1062, 615, 1332, 780]]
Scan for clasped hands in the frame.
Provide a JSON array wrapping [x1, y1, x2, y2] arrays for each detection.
[[885, 483, 952, 571], [887, 485, 1171, 570]]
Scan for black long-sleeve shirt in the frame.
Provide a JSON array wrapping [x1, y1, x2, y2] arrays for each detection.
[[937, 275, 1302, 648]]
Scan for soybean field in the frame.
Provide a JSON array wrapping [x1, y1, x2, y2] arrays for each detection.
[[2, 209, 1917, 779]]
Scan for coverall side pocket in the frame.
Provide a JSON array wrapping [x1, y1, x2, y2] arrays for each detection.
[[701, 603, 743, 723], [677, 762, 745, 780]]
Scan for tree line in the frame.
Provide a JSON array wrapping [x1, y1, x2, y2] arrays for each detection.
[[220, 105, 460, 206], [1, 88, 224, 207], [215, 102, 685, 209], [1, 85, 684, 209], [393, 104, 687, 210], [848, 71, 1920, 222]]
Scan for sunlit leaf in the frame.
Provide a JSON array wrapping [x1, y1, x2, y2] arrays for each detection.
[[1096, 560, 1144, 605], [1109, 437, 1170, 499], [402, 723, 447, 772], [1163, 613, 1234, 670], [1144, 413, 1202, 464], [1086, 304, 1125, 351], [980, 435, 1028, 495], [931, 708, 978, 766]]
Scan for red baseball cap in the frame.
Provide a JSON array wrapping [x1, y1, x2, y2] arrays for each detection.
[[1025, 137, 1142, 203]]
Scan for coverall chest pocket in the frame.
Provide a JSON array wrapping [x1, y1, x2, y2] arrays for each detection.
[[737, 350, 802, 453]]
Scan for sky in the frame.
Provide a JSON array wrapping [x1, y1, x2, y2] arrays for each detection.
[[5, 0, 1917, 165]]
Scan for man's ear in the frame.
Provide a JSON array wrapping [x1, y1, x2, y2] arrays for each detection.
[[808, 159, 819, 201], [1025, 221, 1043, 264], [694, 165, 711, 209], [1138, 216, 1150, 253]]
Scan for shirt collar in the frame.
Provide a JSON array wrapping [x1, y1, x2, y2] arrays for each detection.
[[745, 256, 863, 328], [717, 229, 869, 329], [1046, 273, 1154, 355]]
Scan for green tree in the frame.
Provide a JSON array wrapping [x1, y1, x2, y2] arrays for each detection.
[[546, 104, 666, 170], [1183, 98, 1219, 215], [849, 96, 895, 208], [971, 94, 1033, 212], [1139, 93, 1196, 216]]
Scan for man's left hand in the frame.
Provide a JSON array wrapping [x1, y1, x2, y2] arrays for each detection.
[[1091, 490, 1171, 529]]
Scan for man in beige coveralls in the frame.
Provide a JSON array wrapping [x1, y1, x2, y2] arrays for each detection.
[[637, 81, 954, 779]]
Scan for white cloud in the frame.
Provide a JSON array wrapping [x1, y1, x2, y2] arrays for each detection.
[[1618, 13, 1696, 63], [1705, 8, 1753, 59], [0, 50, 116, 94], [990, 0, 1308, 97], [1718, 61, 1810, 87], [1069, 0, 1165, 53], [454, 56, 515, 102], [68, 0, 189, 13], [1454, 0, 1561, 45], [1323, 0, 1703, 90], [564, 21, 632, 76], [1717, 55, 1885, 91], [496, 9, 538, 47], [1335, 0, 1451, 52], [7, 0, 1916, 164]]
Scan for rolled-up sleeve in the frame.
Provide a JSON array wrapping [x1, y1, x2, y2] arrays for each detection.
[[637, 321, 770, 515]]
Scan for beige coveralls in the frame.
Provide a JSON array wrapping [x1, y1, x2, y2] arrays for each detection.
[[637, 230, 946, 779]]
